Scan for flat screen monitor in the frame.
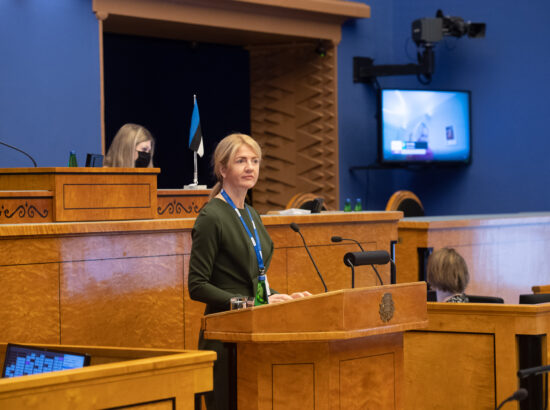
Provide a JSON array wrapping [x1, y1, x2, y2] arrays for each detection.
[[2, 343, 90, 378], [379, 89, 471, 166], [519, 293, 550, 304]]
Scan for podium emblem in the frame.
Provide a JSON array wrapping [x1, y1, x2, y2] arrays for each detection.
[[379, 293, 394, 322]]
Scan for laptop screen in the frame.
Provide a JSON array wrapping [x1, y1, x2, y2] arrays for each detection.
[[2, 344, 90, 378]]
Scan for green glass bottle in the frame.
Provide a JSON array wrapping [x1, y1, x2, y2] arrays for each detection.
[[68, 151, 78, 167], [254, 275, 269, 306], [354, 198, 363, 212], [344, 198, 352, 212]]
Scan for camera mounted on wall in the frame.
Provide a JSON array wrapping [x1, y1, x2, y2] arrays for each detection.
[[354, 10, 486, 84]]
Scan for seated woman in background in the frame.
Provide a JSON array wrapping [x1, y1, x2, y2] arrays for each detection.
[[104, 123, 155, 168], [427, 247, 470, 303]]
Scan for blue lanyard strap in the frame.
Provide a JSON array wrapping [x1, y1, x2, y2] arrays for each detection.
[[220, 189, 265, 273]]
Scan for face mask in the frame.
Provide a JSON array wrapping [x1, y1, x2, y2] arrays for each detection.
[[135, 151, 151, 168]]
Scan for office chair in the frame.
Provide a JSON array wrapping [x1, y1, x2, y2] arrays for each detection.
[[385, 190, 424, 217]]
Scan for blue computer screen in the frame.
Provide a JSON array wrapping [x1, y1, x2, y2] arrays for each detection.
[[2, 344, 90, 378], [380, 89, 471, 165]]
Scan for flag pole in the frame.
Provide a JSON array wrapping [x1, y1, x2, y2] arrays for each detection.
[[192, 94, 198, 186]]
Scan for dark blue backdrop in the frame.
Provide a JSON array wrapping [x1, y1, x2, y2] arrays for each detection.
[[338, 0, 550, 214], [2, 0, 549, 215]]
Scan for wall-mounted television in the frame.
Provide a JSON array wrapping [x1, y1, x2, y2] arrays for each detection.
[[379, 89, 471, 166]]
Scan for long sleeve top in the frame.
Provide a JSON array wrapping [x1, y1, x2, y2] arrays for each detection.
[[188, 198, 274, 314]]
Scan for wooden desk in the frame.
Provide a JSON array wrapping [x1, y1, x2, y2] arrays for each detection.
[[0, 211, 400, 351], [203, 283, 428, 410], [404, 302, 550, 409], [0, 343, 215, 409], [395, 212, 550, 303]]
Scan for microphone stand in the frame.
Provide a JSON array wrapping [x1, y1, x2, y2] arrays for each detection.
[[291, 223, 328, 292]]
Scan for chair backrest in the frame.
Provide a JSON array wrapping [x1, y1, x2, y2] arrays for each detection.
[[519, 293, 550, 304], [286, 192, 328, 212], [385, 190, 424, 217], [465, 294, 504, 304], [532, 285, 550, 294]]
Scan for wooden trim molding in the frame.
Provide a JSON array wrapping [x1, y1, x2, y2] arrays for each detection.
[[92, 0, 370, 44]]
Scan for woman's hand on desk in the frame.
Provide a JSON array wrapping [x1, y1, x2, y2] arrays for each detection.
[[268, 291, 312, 304], [268, 294, 293, 303], [290, 291, 312, 299]]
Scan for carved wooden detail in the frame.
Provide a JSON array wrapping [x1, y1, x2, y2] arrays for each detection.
[[250, 44, 338, 213]]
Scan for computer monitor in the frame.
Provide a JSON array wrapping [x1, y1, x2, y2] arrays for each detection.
[[379, 89, 471, 166], [2, 344, 90, 378], [519, 293, 550, 304]]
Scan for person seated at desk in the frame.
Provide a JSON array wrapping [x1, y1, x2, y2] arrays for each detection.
[[427, 247, 470, 303], [188, 133, 310, 410], [104, 123, 155, 168]]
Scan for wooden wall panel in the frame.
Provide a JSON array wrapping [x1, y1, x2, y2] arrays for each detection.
[[404, 331, 495, 410], [273, 364, 315, 410], [250, 44, 339, 213], [339, 353, 396, 410], [0, 264, 60, 344], [60, 255, 185, 348]]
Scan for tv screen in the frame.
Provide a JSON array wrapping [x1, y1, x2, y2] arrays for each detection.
[[379, 89, 471, 166], [2, 344, 90, 378]]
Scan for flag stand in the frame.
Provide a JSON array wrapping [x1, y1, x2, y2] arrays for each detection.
[[183, 151, 206, 189]]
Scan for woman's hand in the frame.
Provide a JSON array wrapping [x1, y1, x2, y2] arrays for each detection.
[[290, 291, 312, 299], [268, 293, 293, 304], [268, 291, 312, 304]]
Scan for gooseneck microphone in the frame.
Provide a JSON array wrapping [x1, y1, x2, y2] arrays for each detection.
[[496, 388, 528, 410], [331, 236, 365, 251], [0, 140, 37, 167], [517, 364, 550, 379], [290, 222, 328, 292]]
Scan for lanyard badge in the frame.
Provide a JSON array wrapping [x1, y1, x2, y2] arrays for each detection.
[[220, 190, 267, 281]]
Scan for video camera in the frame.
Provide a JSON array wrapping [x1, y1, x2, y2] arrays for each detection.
[[412, 9, 486, 45]]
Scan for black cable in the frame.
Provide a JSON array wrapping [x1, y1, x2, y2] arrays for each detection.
[[0, 140, 37, 167], [371, 264, 384, 286]]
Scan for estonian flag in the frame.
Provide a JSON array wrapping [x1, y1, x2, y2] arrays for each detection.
[[188, 99, 204, 157]]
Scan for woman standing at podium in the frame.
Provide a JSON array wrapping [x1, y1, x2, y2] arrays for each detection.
[[104, 123, 155, 168], [188, 133, 309, 410]]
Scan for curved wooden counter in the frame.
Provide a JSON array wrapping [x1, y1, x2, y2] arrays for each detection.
[[396, 212, 550, 303]]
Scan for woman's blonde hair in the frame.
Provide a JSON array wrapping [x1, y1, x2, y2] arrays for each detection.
[[427, 247, 470, 294], [104, 123, 155, 168], [209, 133, 262, 199]]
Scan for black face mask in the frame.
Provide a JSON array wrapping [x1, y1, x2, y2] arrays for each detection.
[[135, 151, 151, 168]]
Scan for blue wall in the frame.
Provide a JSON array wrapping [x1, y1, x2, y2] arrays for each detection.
[[339, 0, 550, 215], [0, 0, 100, 167], [1, 0, 549, 216]]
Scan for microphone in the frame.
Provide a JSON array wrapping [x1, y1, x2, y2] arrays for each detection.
[[344, 251, 390, 265], [496, 388, 528, 410], [0, 140, 37, 167], [517, 364, 550, 379], [331, 236, 365, 251], [343, 251, 389, 286], [290, 222, 328, 292]]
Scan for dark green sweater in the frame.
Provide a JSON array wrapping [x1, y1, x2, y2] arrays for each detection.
[[188, 198, 274, 314]]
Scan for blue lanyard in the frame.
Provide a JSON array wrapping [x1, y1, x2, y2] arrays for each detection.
[[220, 189, 265, 273]]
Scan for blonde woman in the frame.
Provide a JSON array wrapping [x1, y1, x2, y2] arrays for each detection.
[[188, 133, 309, 409], [104, 123, 155, 168]]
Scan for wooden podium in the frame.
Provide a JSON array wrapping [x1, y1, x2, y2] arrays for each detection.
[[202, 282, 427, 410]]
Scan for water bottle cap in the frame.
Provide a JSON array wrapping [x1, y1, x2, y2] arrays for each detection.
[[70, 150, 76, 155], [346, 198, 351, 202], [356, 198, 361, 202]]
